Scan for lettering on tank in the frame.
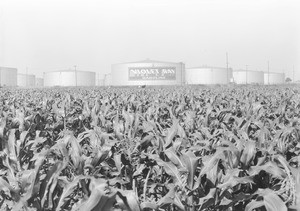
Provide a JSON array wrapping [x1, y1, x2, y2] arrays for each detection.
[[128, 67, 176, 80]]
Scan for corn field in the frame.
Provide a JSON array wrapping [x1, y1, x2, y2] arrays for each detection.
[[0, 85, 300, 211]]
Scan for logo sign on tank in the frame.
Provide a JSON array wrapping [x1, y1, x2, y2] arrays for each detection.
[[128, 67, 176, 80]]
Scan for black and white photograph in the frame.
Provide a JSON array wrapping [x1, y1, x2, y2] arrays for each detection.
[[0, 0, 299, 210]]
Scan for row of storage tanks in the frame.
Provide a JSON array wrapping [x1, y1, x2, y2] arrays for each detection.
[[0, 67, 44, 87], [109, 59, 285, 86], [1, 60, 286, 87]]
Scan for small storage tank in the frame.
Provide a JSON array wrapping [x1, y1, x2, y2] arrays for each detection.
[[35, 78, 44, 87], [97, 78, 104, 86], [17, 73, 36, 87], [43, 70, 96, 87], [0, 66, 17, 86], [264, 72, 285, 84], [185, 66, 233, 85], [233, 70, 264, 84], [97, 73, 111, 86], [111, 59, 185, 86], [103, 73, 111, 86]]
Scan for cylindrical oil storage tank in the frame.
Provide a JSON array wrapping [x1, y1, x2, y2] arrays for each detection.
[[17, 73, 36, 87], [35, 78, 44, 87], [103, 73, 111, 86], [43, 70, 96, 87], [111, 59, 185, 86], [97, 78, 104, 86], [264, 72, 285, 84], [185, 66, 233, 85], [98, 78, 104, 86], [233, 70, 264, 84], [0, 66, 17, 86], [97, 73, 111, 86]]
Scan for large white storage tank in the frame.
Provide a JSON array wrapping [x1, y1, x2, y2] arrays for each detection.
[[35, 78, 44, 87], [233, 70, 264, 84], [17, 73, 36, 87], [43, 70, 96, 87], [264, 72, 285, 84], [0, 66, 17, 86], [185, 66, 233, 85], [111, 59, 185, 86]]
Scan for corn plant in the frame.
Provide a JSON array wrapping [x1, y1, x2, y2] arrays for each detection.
[[0, 85, 300, 210]]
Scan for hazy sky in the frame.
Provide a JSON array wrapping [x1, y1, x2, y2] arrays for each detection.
[[0, 0, 299, 80]]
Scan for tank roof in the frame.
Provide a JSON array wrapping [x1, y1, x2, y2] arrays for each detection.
[[0, 66, 17, 70], [114, 59, 184, 65], [17, 73, 35, 76], [45, 69, 95, 73], [233, 69, 264, 73], [263, 72, 285, 74], [186, 66, 231, 70]]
